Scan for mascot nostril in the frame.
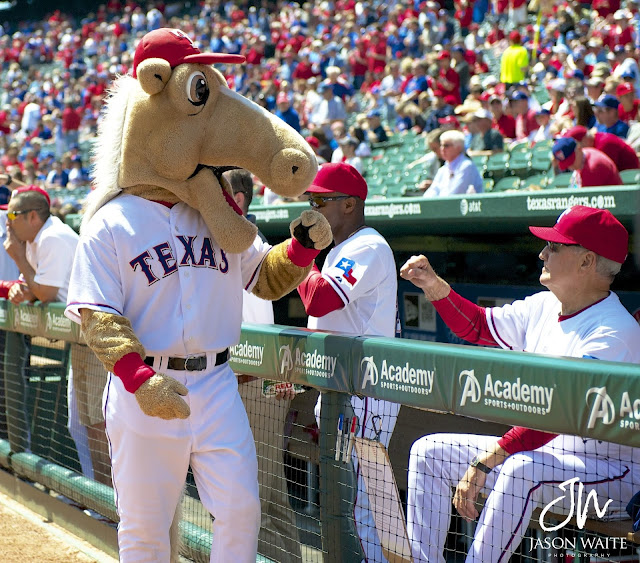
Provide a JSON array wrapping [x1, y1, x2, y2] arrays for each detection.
[[65, 27, 332, 563]]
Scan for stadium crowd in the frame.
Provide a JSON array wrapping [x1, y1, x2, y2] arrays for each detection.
[[0, 0, 639, 206]]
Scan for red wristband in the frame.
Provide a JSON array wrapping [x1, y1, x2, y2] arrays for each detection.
[[287, 237, 320, 267], [113, 352, 156, 393]]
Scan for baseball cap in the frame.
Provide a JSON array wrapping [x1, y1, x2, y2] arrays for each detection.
[[438, 115, 460, 127], [565, 68, 584, 81], [437, 50, 451, 60], [552, 137, 577, 171], [133, 28, 245, 78], [0, 185, 10, 210], [470, 109, 492, 120], [509, 31, 521, 43], [563, 125, 588, 142], [366, 108, 381, 118], [305, 135, 320, 148], [620, 70, 636, 79], [586, 77, 604, 88], [547, 78, 566, 92], [593, 94, 620, 109], [536, 108, 551, 116], [276, 91, 290, 104], [510, 91, 529, 101], [529, 206, 628, 264], [6, 185, 51, 209], [307, 162, 368, 200], [616, 82, 634, 97]]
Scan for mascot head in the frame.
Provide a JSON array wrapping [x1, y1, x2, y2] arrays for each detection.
[[85, 28, 318, 253]]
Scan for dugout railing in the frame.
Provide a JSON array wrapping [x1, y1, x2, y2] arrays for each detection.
[[1, 299, 640, 562]]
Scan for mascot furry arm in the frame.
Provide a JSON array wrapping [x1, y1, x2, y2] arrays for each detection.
[[68, 30, 332, 420]]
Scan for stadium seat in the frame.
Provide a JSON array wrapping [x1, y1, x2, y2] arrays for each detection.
[[508, 140, 529, 153], [521, 173, 548, 190], [485, 152, 510, 180], [619, 168, 640, 185], [508, 151, 532, 177], [493, 176, 521, 192], [483, 178, 495, 192], [548, 173, 573, 189], [530, 153, 552, 173]]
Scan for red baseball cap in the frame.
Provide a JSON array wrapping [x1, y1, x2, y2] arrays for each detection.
[[616, 82, 634, 97], [437, 50, 451, 60], [438, 115, 460, 127], [307, 162, 368, 200], [563, 125, 588, 142], [133, 28, 246, 78], [509, 31, 521, 43], [529, 205, 628, 263], [305, 135, 320, 148], [1, 185, 51, 210]]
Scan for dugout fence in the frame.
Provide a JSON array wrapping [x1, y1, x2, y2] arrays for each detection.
[[1, 299, 639, 562]]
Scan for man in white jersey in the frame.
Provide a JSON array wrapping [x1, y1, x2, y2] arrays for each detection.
[[297, 162, 400, 562], [400, 205, 640, 563], [228, 168, 303, 563], [3, 185, 110, 481]]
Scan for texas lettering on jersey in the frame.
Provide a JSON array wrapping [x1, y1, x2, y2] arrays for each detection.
[[129, 235, 229, 285]]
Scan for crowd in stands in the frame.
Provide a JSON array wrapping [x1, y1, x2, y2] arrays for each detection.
[[1, 0, 640, 206]]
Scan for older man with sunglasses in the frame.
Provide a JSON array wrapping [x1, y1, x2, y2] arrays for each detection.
[[297, 162, 400, 562], [400, 205, 640, 563]]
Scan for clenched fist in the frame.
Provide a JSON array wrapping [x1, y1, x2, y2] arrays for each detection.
[[290, 209, 332, 251]]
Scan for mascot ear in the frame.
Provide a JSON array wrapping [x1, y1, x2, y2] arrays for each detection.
[[137, 58, 172, 95]]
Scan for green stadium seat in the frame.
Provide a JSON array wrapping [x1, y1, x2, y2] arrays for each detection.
[[493, 176, 521, 192], [471, 155, 488, 172], [485, 153, 510, 180], [483, 178, 495, 192], [508, 140, 529, 153], [619, 168, 640, 185], [508, 151, 532, 177], [521, 173, 548, 190], [548, 173, 573, 189], [530, 153, 552, 173]]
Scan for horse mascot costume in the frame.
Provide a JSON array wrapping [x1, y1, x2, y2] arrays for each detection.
[[65, 28, 332, 562]]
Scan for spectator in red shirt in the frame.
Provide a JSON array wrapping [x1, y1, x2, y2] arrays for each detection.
[[366, 32, 387, 78], [435, 50, 461, 106], [490, 95, 516, 139], [593, 0, 620, 19], [563, 125, 640, 172], [510, 91, 538, 140], [616, 82, 640, 122], [553, 137, 622, 187], [62, 102, 82, 150]]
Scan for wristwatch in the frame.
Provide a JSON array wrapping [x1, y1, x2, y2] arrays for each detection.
[[470, 455, 492, 474]]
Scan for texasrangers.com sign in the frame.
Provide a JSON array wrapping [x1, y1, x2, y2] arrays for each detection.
[[458, 369, 555, 416]]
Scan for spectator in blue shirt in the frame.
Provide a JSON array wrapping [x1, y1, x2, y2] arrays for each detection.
[[424, 130, 484, 197], [274, 92, 301, 133], [594, 95, 630, 138]]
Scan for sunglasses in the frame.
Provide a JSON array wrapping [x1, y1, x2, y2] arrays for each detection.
[[546, 241, 579, 252], [7, 209, 33, 221], [308, 195, 353, 208]]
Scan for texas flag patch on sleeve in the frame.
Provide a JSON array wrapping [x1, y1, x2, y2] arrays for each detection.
[[334, 257, 359, 286]]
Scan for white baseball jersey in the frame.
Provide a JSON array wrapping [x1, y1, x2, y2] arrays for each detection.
[[26, 215, 79, 303], [487, 290, 640, 363], [309, 226, 399, 563], [65, 194, 270, 356], [308, 227, 397, 337]]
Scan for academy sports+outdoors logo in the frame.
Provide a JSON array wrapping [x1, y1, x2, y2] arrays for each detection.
[[278, 344, 336, 379], [586, 386, 640, 433], [458, 369, 554, 415], [14, 307, 39, 330], [45, 311, 73, 334], [360, 356, 434, 396], [230, 340, 264, 367]]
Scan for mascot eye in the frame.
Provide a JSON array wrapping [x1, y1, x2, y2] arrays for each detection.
[[186, 72, 209, 106]]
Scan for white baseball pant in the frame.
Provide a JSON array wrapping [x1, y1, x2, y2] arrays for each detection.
[[407, 433, 638, 563], [105, 357, 260, 562], [316, 396, 401, 562]]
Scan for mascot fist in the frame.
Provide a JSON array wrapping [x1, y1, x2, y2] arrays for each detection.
[[135, 373, 191, 420], [290, 209, 333, 251]]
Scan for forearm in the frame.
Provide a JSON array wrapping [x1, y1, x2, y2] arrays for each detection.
[[473, 441, 511, 471], [432, 289, 498, 346], [13, 258, 55, 302], [297, 263, 344, 316]]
